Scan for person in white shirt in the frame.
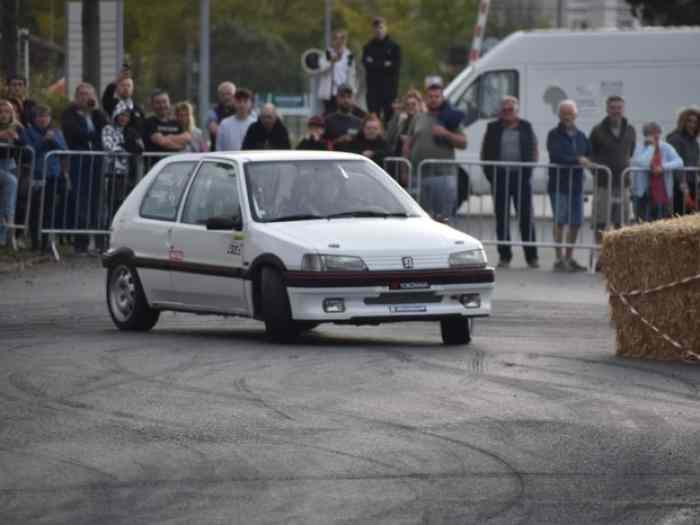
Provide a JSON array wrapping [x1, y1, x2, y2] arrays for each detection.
[[216, 88, 256, 152], [311, 30, 358, 115]]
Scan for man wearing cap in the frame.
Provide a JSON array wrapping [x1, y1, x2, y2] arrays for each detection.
[[297, 116, 328, 150], [216, 88, 257, 152], [407, 76, 467, 221], [362, 17, 401, 123], [323, 84, 364, 148]]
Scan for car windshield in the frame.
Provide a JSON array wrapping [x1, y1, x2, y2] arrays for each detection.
[[244, 159, 421, 222]]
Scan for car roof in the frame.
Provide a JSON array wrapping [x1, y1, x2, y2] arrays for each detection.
[[157, 150, 368, 164]]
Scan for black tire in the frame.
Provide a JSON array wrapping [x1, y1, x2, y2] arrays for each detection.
[[297, 322, 319, 332], [440, 317, 472, 345], [261, 267, 300, 343], [106, 264, 160, 331]]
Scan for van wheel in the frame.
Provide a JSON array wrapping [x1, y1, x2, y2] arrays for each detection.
[[440, 317, 472, 345], [107, 264, 159, 331], [261, 267, 300, 343]]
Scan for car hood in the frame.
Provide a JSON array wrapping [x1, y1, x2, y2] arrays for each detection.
[[261, 218, 483, 269]]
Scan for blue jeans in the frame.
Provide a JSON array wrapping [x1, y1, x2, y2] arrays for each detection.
[[0, 168, 18, 245], [420, 164, 457, 219]]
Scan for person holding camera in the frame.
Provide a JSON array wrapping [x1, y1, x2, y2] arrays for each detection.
[[101, 64, 146, 136], [60, 82, 108, 254]]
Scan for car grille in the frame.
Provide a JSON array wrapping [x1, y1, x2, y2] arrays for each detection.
[[364, 292, 443, 305], [362, 254, 448, 271]]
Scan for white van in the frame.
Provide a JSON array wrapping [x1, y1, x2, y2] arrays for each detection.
[[444, 28, 700, 193]]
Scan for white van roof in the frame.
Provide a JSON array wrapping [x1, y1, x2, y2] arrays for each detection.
[[481, 27, 700, 66]]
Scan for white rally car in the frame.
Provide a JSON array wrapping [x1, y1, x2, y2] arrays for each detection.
[[102, 151, 495, 344]]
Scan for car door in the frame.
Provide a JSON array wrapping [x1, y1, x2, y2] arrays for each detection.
[[169, 160, 248, 313], [131, 160, 198, 305]]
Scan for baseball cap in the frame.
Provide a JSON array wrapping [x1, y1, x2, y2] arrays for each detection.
[[308, 115, 325, 127], [337, 83, 354, 95], [424, 75, 444, 89]]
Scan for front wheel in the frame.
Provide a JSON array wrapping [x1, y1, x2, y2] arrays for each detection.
[[261, 267, 300, 343], [440, 317, 472, 345], [106, 264, 160, 331]]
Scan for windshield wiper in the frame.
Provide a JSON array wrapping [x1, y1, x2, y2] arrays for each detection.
[[326, 210, 410, 219], [265, 213, 326, 222]]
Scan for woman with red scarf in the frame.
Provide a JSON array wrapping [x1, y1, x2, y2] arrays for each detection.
[[631, 122, 684, 222]]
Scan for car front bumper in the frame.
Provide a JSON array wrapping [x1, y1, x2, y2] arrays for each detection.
[[285, 267, 495, 323]]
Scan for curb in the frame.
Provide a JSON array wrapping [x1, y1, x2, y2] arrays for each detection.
[[0, 255, 53, 274]]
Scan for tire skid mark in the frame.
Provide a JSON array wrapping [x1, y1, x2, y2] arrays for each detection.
[[0, 445, 119, 482], [234, 378, 295, 421], [532, 353, 699, 399], [496, 360, 700, 407]]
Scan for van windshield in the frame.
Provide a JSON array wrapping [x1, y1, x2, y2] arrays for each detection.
[[449, 70, 518, 127]]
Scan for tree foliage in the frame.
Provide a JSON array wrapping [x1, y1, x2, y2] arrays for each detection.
[[17, 1, 482, 104], [624, 0, 700, 25]]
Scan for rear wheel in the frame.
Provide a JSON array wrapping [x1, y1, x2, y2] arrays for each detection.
[[261, 267, 300, 343], [440, 317, 472, 345], [106, 264, 159, 331]]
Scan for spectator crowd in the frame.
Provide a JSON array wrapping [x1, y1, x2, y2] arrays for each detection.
[[1, 15, 699, 272]]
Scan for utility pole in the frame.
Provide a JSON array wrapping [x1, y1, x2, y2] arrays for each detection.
[[1, 0, 19, 75], [82, 0, 100, 89], [199, 0, 210, 136], [557, 0, 565, 28]]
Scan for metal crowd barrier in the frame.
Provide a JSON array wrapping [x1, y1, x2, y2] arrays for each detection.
[[0, 143, 35, 251], [416, 159, 616, 269], [383, 156, 413, 194], [621, 166, 700, 222], [39, 150, 174, 260]]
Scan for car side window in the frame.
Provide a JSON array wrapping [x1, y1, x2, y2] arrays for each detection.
[[140, 162, 196, 221], [181, 161, 240, 225], [454, 70, 519, 126]]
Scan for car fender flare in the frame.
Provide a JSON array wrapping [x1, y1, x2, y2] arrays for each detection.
[[102, 247, 135, 269]]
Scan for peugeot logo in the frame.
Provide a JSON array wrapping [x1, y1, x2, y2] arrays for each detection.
[[402, 256, 414, 269]]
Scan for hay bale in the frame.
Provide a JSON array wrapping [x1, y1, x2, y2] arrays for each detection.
[[600, 214, 700, 361]]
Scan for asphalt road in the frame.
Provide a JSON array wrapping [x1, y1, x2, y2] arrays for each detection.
[[1, 256, 700, 525]]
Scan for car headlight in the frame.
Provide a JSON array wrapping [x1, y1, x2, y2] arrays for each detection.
[[301, 254, 368, 272], [449, 249, 487, 268]]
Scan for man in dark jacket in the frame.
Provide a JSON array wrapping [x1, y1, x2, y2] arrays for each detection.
[[60, 82, 109, 254], [242, 104, 291, 150], [101, 66, 146, 136], [666, 106, 699, 215], [362, 17, 401, 123], [589, 96, 636, 254], [481, 96, 539, 269], [547, 99, 593, 272]]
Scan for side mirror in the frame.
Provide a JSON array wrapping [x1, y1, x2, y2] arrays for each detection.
[[206, 214, 243, 231]]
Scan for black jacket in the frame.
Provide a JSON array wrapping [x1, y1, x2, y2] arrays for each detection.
[[296, 137, 328, 151], [60, 104, 108, 150], [341, 134, 389, 168], [481, 118, 537, 184], [242, 119, 291, 150], [101, 82, 146, 135], [362, 36, 401, 92]]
